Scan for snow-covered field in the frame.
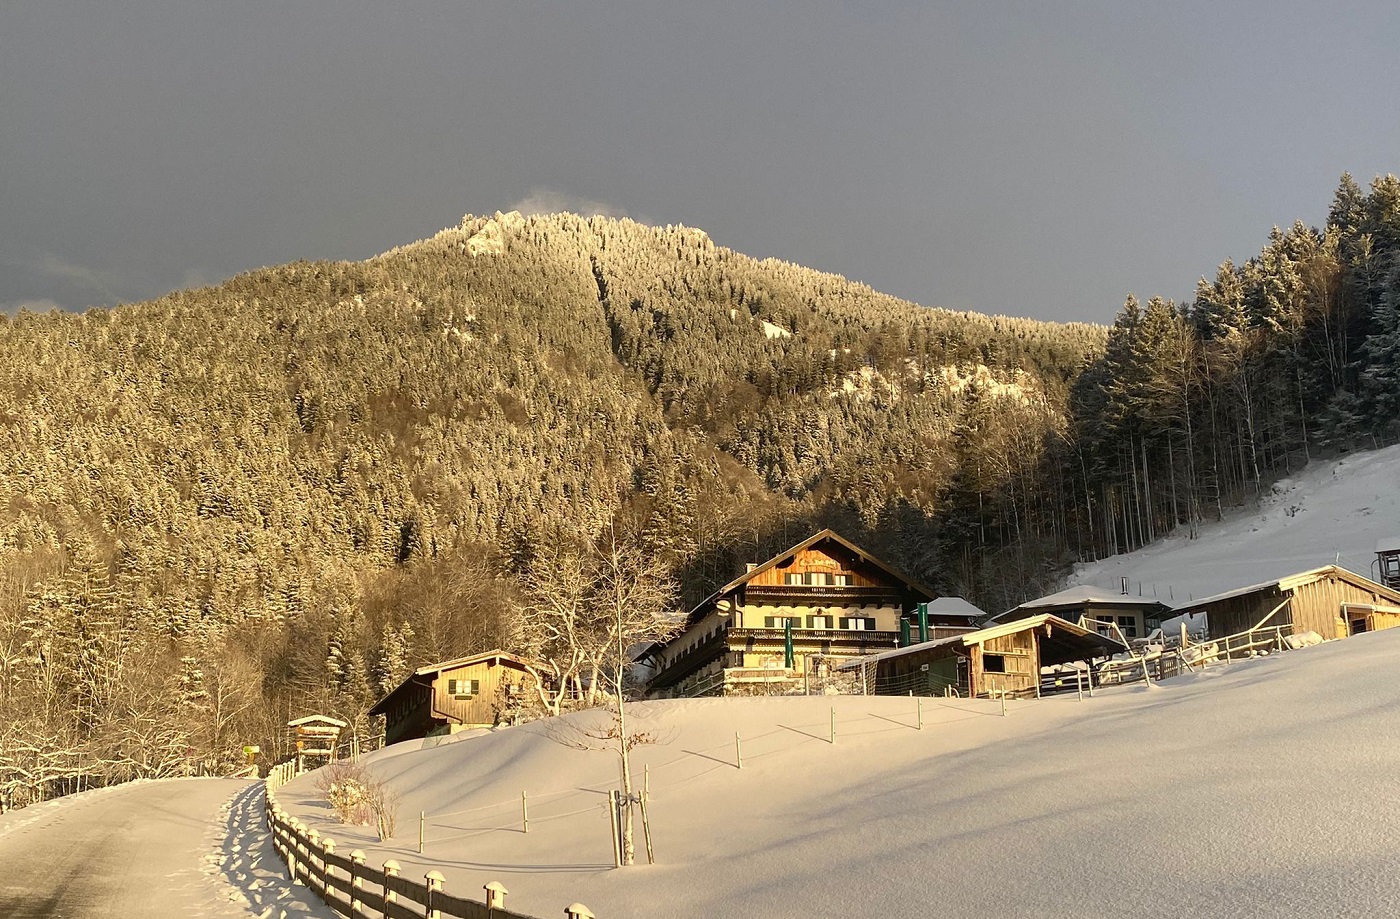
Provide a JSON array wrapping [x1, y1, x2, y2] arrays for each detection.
[[1068, 443, 1400, 607], [269, 446, 1400, 918], [279, 628, 1400, 919], [0, 777, 337, 918]]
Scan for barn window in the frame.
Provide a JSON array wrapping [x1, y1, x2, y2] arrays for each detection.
[[983, 654, 1007, 673], [447, 679, 479, 699]]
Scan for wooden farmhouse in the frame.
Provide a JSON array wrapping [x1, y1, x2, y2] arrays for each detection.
[[843, 615, 1125, 698], [369, 650, 545, 746], [644, 529, 978, 697], [1174, 565, 1400, 640], [994, 585, 1171, 641]]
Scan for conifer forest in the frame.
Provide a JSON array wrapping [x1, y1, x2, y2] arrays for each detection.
[[2, 173, 1398, 805]]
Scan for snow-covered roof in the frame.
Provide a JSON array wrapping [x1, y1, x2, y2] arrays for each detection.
[[287, 715, 347, 728], [684, 529, 938, 626], [838, 613, 1123, 668], [993, 585, 1169, 621], [924, 596, 989, 619], [1174, 564, 1400, 611]]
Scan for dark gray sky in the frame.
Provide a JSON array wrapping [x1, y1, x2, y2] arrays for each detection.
[[3, 3, 1398, 323]]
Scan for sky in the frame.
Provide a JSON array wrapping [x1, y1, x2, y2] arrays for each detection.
[[2, 2, 1398, 324]]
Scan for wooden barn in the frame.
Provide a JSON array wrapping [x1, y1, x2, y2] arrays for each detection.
[[993, 586, 1170, 641], [369, 650, 545, 746], [1176, 565, 1400, 641], [844, 615, 1124, 699]]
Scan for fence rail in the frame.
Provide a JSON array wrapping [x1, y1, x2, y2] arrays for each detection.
[[263, 768, 588, 919]]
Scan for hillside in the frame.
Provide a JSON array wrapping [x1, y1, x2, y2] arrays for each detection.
[[4, 169, 1399, 801], [1067, 442, 1400, 607], [0, 211, 1101, 793], [277, 630, 1400, 919]]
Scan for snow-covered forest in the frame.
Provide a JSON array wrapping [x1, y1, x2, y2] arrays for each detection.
[[1, 173, 1398, 806]]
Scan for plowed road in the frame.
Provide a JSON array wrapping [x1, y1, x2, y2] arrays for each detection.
[[0, 778, 335, 918]]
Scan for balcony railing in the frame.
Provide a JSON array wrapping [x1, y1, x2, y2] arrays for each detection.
[[742, 584, 906, 605], [728, 627, 900, 645]]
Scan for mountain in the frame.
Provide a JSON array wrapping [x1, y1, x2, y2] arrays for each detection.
[[0, 211, 1100, 789]]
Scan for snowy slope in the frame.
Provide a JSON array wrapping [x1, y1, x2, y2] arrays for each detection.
[[279, 632, 1400, 919], [1067, 443, 1400, 607], [0, 778, 337, 918]]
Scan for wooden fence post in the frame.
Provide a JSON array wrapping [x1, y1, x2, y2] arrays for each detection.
[[425, 870, 445, 919], [607, 790, 622, 868], [350, 850, 366, 914], [522, 791, 529, 834], [419, 811, 425, 854], [322, 837, 336, 894], [735, 732, 743, 769], [484, 881, 509, 911], [383, 860, 400, 905], [829, 707, 836, 744]]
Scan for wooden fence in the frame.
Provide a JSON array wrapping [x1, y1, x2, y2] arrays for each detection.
[[263, 773, 593, 919]]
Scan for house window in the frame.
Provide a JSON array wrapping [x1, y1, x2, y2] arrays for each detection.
[[983, 654, 1007, 673], [784, 573, 802, 585], [807, 615, 833, 629], [832, 574, 852, 586], [839, 617, 876, 631], [764, 616, 802, 629], [447, 678, 480, 699], [1117, 616, 1138, 638]]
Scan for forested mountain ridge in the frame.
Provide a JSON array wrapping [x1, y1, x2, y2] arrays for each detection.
[[3, 172, 1398, 798]]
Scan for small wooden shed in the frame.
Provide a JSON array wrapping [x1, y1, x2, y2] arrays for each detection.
[[994, 586, 1170, 641], [845, 614, 1125, 699], [369, 650, 545, 746], [288, 715, 346, 772], [1176, 565, 1400, 641]]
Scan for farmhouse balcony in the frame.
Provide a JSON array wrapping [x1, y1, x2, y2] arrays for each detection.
[[727, 627, 900, 650], [742, 584, 907, 606]]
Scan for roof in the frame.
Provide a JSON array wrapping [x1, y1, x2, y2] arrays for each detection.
[[288, 715, 348, 728], [993, 585, 1171, 621], [924, 597, 989, 620], [1378, 537, 1400, 554], [839, 614, 1125, 669], [1174, 564, 1400, 611], [685, 528, 938, 627], [369, 649, 541, 716]]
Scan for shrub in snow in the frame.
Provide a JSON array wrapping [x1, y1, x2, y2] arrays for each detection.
[[315, 761, 399, 839]]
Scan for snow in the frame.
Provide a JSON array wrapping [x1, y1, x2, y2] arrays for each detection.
[[1067, 444, 1400, 607], [924, 595, 988, 618], [278, 626, 1400, 919], [759, 319, 792, 340], [0, 778, 337, 918], [259, 445, 1400, 918]]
